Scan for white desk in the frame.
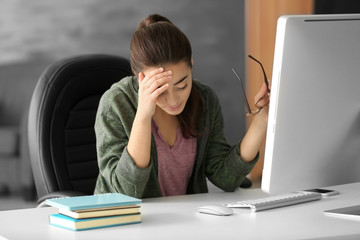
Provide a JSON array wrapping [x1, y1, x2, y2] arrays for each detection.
[[1, 182, 360, 240]]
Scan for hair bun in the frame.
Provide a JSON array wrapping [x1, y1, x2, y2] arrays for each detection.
[[136, 14, 172, 30]]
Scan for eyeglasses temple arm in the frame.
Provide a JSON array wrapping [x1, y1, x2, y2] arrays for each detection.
[[248, 55, 270, 93], [232, 68, 253, 114]]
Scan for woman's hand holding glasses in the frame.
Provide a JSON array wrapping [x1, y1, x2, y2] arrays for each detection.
[[232, 55, 270, 117]]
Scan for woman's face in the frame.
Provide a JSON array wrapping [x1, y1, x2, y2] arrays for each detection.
[[143, 61, 192, 116]]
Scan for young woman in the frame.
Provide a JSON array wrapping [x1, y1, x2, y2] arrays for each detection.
[[94, 14, 269, 198]]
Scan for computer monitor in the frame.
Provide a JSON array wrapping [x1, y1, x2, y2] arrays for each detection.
[[262, 14, 360, 194]]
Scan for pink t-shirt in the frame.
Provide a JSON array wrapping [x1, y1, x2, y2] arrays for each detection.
[[151, 120, 197, 196]]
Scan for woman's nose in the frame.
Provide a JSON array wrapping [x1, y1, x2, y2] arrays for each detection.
[[166, 91, 178, 105]]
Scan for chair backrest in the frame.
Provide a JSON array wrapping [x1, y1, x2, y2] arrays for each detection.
[[28, 54, 132, 198]]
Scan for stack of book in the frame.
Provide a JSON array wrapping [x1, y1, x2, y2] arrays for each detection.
[[45, 193, 142, 231]]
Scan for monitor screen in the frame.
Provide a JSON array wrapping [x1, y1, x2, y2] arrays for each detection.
[[262, 14, 360, 194]]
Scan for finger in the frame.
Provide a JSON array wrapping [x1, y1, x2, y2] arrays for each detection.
[[255, 95, 270, 109], [268, 79, 272, 91], [141, 69, 171, 93], [147, 72, 172, 93], [151, 83, 169, 98], [138, 72, 145, 82], [141, 67, 165, 85], [142, 71, 171, 90], [254, 83, 268, 101], [260, 82, 269, 94]]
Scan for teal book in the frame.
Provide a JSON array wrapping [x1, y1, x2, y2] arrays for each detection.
[[49, 213, 141, 231], [45, 193, 142, 211]]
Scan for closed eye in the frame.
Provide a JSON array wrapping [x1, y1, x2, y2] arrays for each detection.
[[174, 75, 188, 90], [175, 75, 187, 84], [177, 83, 188, 90]]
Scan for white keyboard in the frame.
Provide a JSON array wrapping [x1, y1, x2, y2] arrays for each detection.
[[225, 191, 322, 212]]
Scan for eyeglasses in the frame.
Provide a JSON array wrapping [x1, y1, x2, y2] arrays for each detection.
[[232, 55, 270, 117]]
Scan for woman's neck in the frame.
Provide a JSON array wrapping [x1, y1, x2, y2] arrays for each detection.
[[153, 106, 179, 147], [153, 107, 177, 124]]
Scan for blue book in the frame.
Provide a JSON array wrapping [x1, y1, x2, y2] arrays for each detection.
[[49, 213, 141, 231], [45, 193, 142, 211]]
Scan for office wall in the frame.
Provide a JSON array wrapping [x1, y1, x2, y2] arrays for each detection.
[[0, 0, 246, 144]]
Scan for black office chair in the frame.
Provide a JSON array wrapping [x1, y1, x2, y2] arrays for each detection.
[[28, 54, 132, 205]]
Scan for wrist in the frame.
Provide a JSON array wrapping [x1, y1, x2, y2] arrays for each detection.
[[252, 113, 268, 130], [134, 111, 153, 125]]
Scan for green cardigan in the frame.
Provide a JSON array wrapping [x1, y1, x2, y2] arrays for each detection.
[[94, 76, 258, 198]]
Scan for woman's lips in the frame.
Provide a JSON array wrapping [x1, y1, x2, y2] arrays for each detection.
[[168, 103, 182, 112]]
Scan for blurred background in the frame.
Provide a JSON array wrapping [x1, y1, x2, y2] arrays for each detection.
[[0, 0, 359, 210], [0, 0, 246, 210]]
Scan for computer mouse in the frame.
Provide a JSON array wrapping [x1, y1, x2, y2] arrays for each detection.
[[196, 204, 234, 216]]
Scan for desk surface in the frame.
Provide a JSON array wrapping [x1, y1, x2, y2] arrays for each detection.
[[1, 182, 360, 240]]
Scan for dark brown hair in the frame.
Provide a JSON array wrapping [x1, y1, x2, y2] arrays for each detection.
[[130, 14, 204, 138], [130, 14, 192, 74]]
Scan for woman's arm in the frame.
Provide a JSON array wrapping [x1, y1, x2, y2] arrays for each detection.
[[202, 84, 258, 192], [127, 68, 172, 168], [240, 83, 270, 162], [94, 76, 164, 198], [94, 88, 153, 198]]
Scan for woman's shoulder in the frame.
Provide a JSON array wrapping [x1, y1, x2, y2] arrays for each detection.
[[106, 75, 136, 94], [98, 75, 138, 112], [101, 76, 137, 101]]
